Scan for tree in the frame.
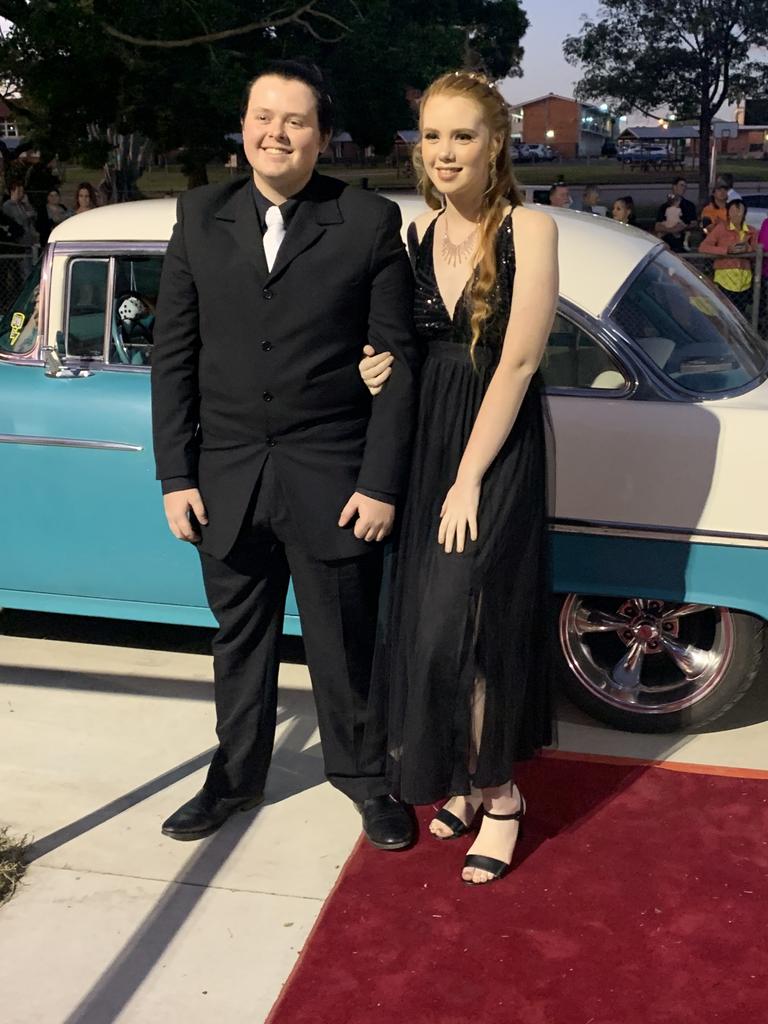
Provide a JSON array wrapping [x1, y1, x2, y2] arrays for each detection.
[[0, 0, 528, 185], [563, 0, 768, 198]]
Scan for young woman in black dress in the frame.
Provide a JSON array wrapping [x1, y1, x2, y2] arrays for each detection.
[[361, 71, 558, 885]]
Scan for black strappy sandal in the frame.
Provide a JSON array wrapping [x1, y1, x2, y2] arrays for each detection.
[[462, 792, 526, 885], [431, 801, 482, 840]]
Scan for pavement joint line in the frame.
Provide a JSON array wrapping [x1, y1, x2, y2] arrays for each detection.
[[30, 861, 329, 901]]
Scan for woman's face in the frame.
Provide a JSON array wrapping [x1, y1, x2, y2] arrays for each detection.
[[713, 186, 727, 206], [420, 93, 496, 205], [612, 200, 628, 222], [47, 190, 60, 205], [729, 202, 745, 228], [77, 188, 92, 208]]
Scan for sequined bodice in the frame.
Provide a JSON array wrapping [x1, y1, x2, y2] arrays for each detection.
[[413, 211, 516, 356]]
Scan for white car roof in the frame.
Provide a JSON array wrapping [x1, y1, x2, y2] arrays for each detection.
[[49, 192, 660, 318]]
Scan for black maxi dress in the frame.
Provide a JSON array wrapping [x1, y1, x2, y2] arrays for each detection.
[[378, 209, 553, 806]]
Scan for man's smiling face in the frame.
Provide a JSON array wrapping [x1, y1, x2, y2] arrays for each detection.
[[241, 74, 329, 196]]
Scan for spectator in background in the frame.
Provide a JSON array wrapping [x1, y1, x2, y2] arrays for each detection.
[[549, 182, 571, 208], [39, 187, 71, 244], [3, 182, 39, 247], [699, 198, 757, 317], [3, 181, 39, 282], [654, 177, 697, 252], [700, 184, 729, 234], [716, 173, 741, 202], [610, 196, 636, 225], [580, 184, 600, 214], [74, 182, 99, 214]]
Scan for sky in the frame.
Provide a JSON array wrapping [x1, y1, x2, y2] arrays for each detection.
[[502, 1, 741, 121], [500, 1, 601, 107]]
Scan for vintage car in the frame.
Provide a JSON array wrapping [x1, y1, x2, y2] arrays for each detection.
[[2, 193, 768, 736]]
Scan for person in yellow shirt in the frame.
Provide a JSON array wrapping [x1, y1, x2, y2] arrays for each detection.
[[698, 199, 757, 318]]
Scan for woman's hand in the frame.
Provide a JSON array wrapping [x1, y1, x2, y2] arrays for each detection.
[[359, 343, 394, 395], [438, 477, 480, 554]]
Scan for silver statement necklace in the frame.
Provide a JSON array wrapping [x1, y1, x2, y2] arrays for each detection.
[[440, 218, 478, 267]]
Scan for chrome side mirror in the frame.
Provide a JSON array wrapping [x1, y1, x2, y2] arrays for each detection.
[[43, 333, 92, 379]]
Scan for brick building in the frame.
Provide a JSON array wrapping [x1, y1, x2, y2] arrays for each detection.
[[513, 92, 616, 158]]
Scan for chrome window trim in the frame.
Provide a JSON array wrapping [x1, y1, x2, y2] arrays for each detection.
[[102, 255, 117, 362], [544, 298, 638, 399], [64, 255, 109, 363], [54, 240, 168, 256], [602, 247, 768, 403], [0, 434, 143, 452], [551, 516, 768, 549]]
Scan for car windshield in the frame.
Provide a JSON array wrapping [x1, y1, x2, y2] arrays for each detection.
[[0, 262, 42, 356], [612, 249, 768, 394]]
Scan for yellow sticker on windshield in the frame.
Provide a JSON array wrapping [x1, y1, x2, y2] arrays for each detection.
[[8, 311, 25, 346], [689, 296, 717, 317]]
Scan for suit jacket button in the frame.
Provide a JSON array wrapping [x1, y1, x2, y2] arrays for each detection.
[[266, 436, 277, 447], [261, 340, 272, 351], [262, 288, 273, 300], [262, 391, 273, 402]]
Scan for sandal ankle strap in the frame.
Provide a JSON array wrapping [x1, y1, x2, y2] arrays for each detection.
[[483, 807, 523, 821]]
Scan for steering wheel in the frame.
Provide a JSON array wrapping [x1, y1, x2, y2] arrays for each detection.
[[112, 290, 154, 365]]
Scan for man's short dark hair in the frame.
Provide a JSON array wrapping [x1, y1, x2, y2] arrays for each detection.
[[549, 182, 568, 196], [718, 172, 735, 189], [673, 176, 686, 187], [240, 60, 333, 136]]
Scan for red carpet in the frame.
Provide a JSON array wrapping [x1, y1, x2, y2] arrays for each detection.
[[267, 756, 768, 1024]]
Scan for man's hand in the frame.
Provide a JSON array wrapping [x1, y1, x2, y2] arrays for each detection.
[[163, 488, 208, 543], [338, 492, 394, 542]]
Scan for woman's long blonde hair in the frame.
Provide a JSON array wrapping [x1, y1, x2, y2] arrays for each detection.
[[413, 71, 524, 362]]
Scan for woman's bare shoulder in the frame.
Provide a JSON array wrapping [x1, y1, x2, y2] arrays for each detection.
[[510, 204, 556, 236]]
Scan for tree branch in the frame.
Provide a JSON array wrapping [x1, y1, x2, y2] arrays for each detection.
[[101, 1, 351, 48]]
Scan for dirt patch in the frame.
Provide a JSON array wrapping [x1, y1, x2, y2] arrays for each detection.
[[0, 827, 28, 906]]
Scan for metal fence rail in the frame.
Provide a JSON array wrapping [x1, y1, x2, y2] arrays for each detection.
[[680, 247, 766, 338]]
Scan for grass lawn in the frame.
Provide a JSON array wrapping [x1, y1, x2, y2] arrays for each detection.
[[0, 827, 27, 906], [58, 157, 768, 200]]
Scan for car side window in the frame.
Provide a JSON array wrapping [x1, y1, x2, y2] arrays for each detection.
[[65, 258, 109, 359], [109, 255, 164, 367], [542, 313, 628, 392]]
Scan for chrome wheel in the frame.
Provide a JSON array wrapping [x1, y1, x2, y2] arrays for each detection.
[[560, 595, 735, 715]]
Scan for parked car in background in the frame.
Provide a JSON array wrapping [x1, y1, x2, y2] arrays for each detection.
[[739, 193, 768, 231], [519, 143, 559, 162], [617, 145, 667, 165], [3, 195, 768, 736]]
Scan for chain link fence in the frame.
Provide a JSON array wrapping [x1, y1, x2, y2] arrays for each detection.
[[680, 248, 766, 339], [0, 246, 38, 316]]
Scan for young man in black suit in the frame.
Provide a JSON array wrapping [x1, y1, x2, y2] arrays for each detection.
[[151, 62, 419, 848]]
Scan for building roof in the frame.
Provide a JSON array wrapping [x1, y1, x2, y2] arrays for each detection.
[[395, 130, 419, 144], [514, 92, 609, 113], [620, 122, 740, 140]]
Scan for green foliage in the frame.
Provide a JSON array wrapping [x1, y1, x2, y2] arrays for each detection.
[[0, 0, 528, 167], [563, 0, 768, 191], [564, 0, 768, 121]]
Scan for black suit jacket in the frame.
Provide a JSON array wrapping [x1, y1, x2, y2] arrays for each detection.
[[151, 173, 420, 560]]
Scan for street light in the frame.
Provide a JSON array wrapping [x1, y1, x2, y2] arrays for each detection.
[[546, 129, 555, 139]]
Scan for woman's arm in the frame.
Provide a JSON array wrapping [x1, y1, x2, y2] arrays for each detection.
[[439, 207, 558, 553], [699, 223, 730, 254]]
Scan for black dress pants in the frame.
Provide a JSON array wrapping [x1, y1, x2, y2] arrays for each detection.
[[198, 458, 389, 803]]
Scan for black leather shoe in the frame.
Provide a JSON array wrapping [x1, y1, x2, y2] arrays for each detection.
[[355, 794, 413, 850], [161, 789, 263, 841]]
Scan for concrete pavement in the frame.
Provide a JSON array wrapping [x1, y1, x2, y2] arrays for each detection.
[[1, 615, 768, 1023]]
